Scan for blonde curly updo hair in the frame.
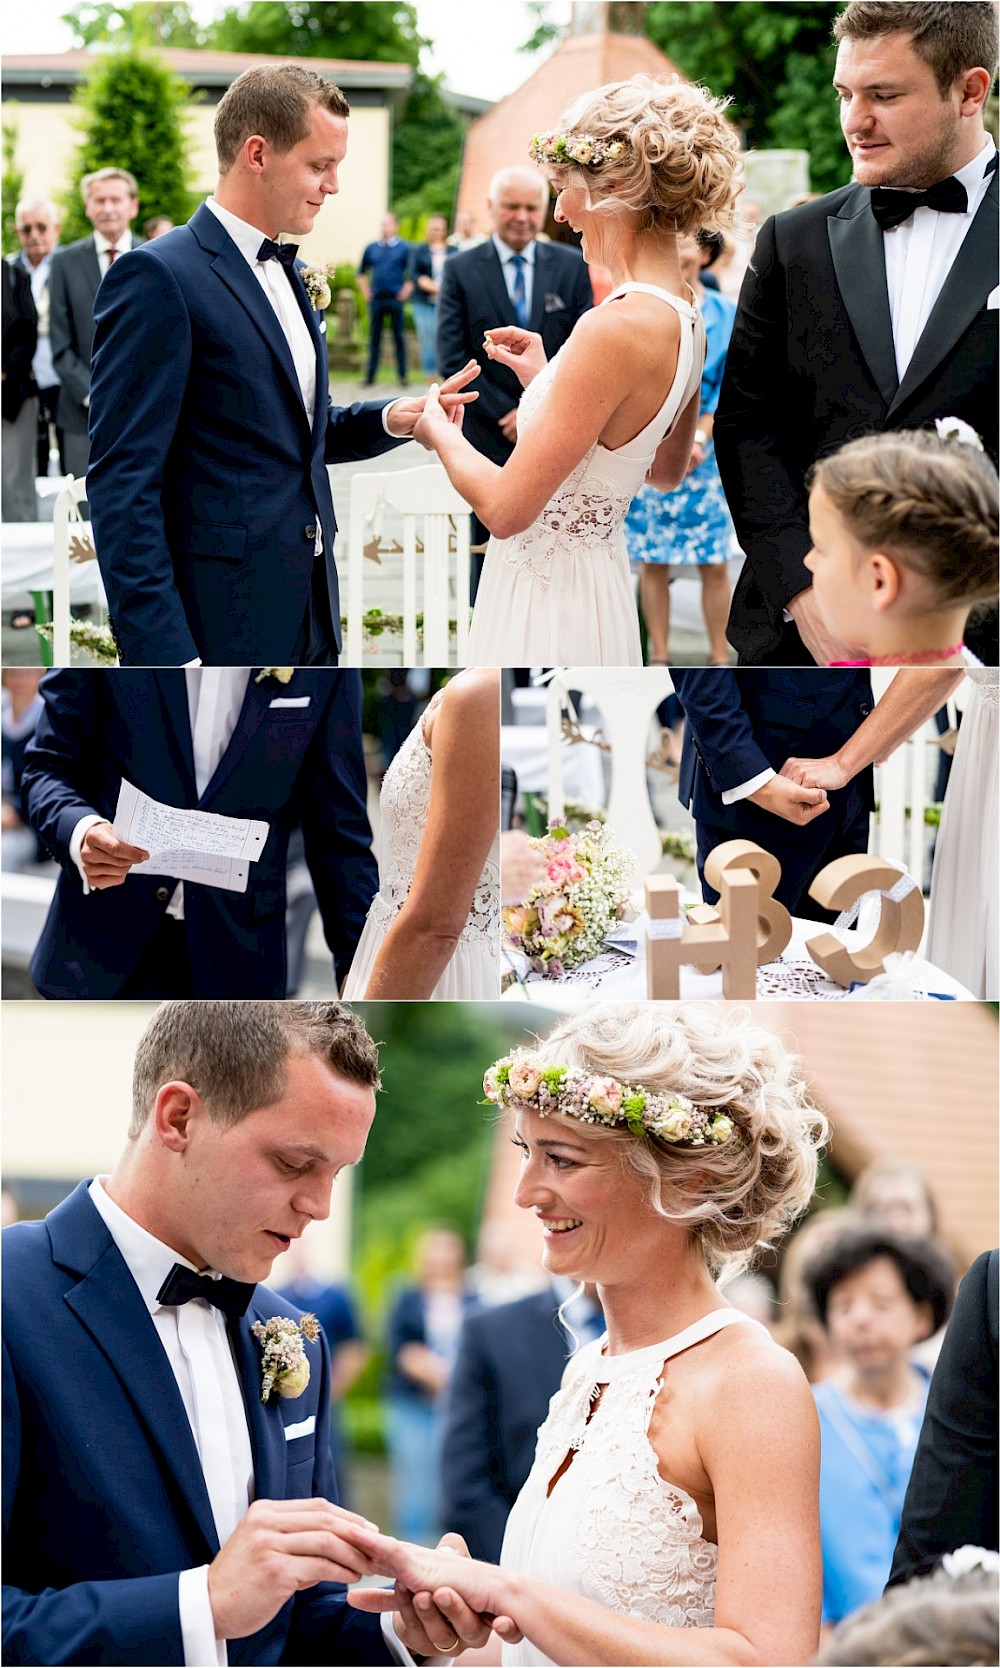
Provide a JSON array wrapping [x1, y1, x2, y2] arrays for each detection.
[[538, 74, 743, 236], [522, 1003, 826, 1277]]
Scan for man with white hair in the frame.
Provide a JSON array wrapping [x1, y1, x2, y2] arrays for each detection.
[[437, 166, 593, 594], [13, 198, 63, 479]]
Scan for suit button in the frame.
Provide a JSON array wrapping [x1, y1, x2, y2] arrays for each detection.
[[156, 886, 171, 901], [304, 523, 317, 540], [859, 704, 871, 717]]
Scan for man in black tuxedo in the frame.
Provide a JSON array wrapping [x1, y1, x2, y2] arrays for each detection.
[[49, 167, 143, 481], [716, 1, 998, 666], [437, 167, 593, 594]]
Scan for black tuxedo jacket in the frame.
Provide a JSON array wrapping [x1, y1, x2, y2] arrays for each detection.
[[439, 1286, 578, 1564], [715, 172, 998, 664], [437, 239, 593, 470], [888, 1248, 998, 1586], [48, 233, 144, 437], [1, 261, 37, 424]]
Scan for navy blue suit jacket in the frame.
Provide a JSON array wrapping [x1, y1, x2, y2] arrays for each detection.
[[672, 671, 875, 912], [87, 204, 404, 666], [2, 1183, 392, 1666], [22, 670, 377, 999], [439, 1287, 576, 1564]]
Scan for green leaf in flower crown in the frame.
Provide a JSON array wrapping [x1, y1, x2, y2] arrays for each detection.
[[541, 1066, 568, 1091]]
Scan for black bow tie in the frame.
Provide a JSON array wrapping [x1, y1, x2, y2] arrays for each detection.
[[869, 174, 969, 231], [157, 1262, 256, 1318], [257, 237, 299, 268]]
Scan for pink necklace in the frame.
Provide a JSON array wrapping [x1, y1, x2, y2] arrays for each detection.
[[830, 643, 966, 668]]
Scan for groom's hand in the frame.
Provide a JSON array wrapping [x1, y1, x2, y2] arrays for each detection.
[[206, 1498, 378, 1641], [80, 821, 150, 888], [786, 587, 864, 667], [748, 775, 830, 826], [384, 362, 480, 438], [780, 755, 852, 792]]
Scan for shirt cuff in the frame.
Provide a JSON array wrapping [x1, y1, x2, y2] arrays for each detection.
[[178, 1566, 227, 1667], [381, 401, 400, 434], [69, 814, 111, 895], [382, 1608, 452, 1666], [183, 657, 202, 668], [721, 767, 775, 806]]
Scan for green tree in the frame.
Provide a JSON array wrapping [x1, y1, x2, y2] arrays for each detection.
[[59, 48, 197, 243], [62, 2, 203, 48], [207, 1, 425, 65], [391, 72, 466, 223], [2, 104, 25, 256]]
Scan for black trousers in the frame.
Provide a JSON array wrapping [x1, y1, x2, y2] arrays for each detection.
[[118, 911, 194, 998], [36, 384, 66, 478], [367, 298, 407, 381]]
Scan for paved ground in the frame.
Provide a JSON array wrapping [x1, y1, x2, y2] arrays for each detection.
[[2, 371, 727, 667]]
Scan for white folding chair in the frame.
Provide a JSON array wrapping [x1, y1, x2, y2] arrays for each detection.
[[544, 668, 676, 879], [51, 477, 98, 666], [344, 465, 472, 665]]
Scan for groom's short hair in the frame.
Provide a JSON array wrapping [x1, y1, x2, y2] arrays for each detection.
[[130, 1000, 380, 1136], [215, 64, 351, 173], [833, 2, 999, 95]]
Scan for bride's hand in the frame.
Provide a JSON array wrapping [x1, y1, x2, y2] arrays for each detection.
[[412, 381, 466, 450], [345, 1526, 522, 1642], [483, 326, 547, 388]]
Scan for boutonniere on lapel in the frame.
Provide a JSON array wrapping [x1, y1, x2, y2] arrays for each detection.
[[299, 264, 334, 313], [544, 293, 566, 313], [252, 1313, 320, 1402], [255, 667, 295, 686]]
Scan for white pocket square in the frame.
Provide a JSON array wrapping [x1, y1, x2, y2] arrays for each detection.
[[284, 1415, 316, 1440], [987, 284, 1000, 310], [269, 696, 311, 708]]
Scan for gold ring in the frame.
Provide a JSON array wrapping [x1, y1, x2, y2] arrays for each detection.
[[434, 1636, 460, 1653]]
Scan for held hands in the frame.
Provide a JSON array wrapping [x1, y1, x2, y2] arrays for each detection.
[[748, 775, 830, 826], [80, 821, 149, 889], [347, 1527, 523, 1649], [386, 362, 480, 443], [780, 755, 852, 792], [207, 1498, 382, 1641], [483, 326, 547, 389]]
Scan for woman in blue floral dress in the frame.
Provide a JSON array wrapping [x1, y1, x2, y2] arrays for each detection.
[[625, 231, 737, 665]]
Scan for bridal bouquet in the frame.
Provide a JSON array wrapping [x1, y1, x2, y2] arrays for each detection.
[[503, 820, 634, 976]]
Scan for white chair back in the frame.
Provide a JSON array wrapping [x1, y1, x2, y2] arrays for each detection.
[[545, 668, 675, 878], [51, 477, 94, 666], [871, 670, 938, 889], [344, 465, 472, 665]]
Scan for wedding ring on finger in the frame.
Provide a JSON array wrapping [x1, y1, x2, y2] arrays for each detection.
[[433, 1636, 460, 1653]]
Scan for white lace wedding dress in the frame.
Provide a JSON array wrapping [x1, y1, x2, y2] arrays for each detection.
[[341, 708, 500, 1000], [925, 668, 998, 999], [467, 283, 706, 667], [500, 1308, 760, 1666]]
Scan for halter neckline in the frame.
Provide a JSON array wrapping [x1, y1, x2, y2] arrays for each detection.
[[591, 1307, 762, 1379], [603, 280, 698, 317]]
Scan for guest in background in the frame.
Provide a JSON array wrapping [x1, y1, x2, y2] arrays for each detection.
[[624, 230, 737, 666], [440, 1279, 602, 1563], [409, 214, 450, 378], [13, 199, 64, 480], [803, 1224, 955, 1627], [1, 260, 37, 523], [848, 1158, 938, 1241], [385, 1226, 473, 1543], [774, 1209, 860, 1384], [358, 212, 411, 387], [275, 1234, 368, 1506], [49, 167, 142, 482], [2, 671, 46, 872], [143, 214, 174, 239]]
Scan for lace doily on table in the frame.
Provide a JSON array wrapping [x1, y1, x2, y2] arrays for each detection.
[[510, 948, 939, 999]]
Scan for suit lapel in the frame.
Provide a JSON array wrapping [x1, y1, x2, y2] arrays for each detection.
[[889, 174, 999, 416], [197, 672, 271, 807], [828, 192, 899, 407], [230, 1301, 287, 1504], [82, 236, 102, 299], [290, 261, 329, 445], [481, 242, 518, 327], [528, 244, 549, 333], [155, 670, 197, 791], [51, 1188, 220, 1560]]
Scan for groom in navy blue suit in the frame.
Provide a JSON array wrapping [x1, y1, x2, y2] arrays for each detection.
[[672, 671, 875, 918], [21, 669, 378, 999], [87, 63, 475, 667], [2, 1002, 486, 1665]]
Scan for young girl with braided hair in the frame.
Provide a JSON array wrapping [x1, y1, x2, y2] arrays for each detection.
[[804, 423, 998, 667]]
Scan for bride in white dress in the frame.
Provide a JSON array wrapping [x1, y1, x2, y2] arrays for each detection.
[[342, 669, 500, 1000], [412, 76, 742, 667], [344, 1003, 826, 1665]]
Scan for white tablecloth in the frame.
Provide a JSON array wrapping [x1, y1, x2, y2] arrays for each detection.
[[2, 523, 108, 608], [504, 912, 974, 1003]]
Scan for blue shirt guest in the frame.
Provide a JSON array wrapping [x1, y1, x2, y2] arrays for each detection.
[[625, 230, 737, 666], [409, 213, 450, 377], [801, 1224, 955, 1624], [359, 212, 411, 387]]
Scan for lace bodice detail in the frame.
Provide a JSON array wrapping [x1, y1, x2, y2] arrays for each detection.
[[369, 707, 499, 943], [967, 668, 999, 708], [500, 1310, 760, 1660], [496, 284, 706, 588]]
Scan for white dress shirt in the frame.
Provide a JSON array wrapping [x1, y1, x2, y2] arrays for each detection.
[[884, 137, 996, 379], [492, 233, 536, 321], [69, 669, 252, 912], [86, 1178, 418, 1668], [93, 228, 134, 280]]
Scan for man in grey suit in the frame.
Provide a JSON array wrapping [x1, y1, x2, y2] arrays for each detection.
[[437, 166, 593, 595], [49, 167, 142, 480]]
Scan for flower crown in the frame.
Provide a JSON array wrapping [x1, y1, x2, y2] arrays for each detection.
[[529, 130, 630, 169], [483, 1055, 736, 1147]]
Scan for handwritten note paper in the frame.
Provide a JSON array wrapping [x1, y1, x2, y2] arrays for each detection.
[[113, 780, 269, 895]]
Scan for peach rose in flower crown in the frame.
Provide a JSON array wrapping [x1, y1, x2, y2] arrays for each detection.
[[509, 1061, 543, 1098], [588, 1077, 624, 1116]]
